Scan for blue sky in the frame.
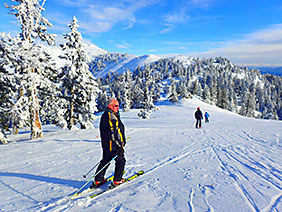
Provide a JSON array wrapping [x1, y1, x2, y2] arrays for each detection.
[[1, 0, 282, 66]]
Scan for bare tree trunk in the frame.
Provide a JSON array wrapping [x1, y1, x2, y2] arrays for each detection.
[[30, 74, 43, 139]]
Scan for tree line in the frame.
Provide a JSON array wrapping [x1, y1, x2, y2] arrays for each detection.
[[91, 55, 282, 120]]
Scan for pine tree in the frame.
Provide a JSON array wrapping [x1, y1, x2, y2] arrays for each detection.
[[60, 16, 101, 130], [121, 70, 133, 111], [216, 85, 229, 109], [4, 0, 56, 139], [168, 80, 179, 102], [239, 91, 256, 117], [192, 79, 202, 96], [177, 79, 189, 99], [141, 66, 159, 110], [227, 88, 237, 112], [0, 34, 18, 134], [202, 84, 211, 104]]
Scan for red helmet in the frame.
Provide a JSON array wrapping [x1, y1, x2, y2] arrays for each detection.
[[108, 99, 119, 113], [197, 107, 200, 110]]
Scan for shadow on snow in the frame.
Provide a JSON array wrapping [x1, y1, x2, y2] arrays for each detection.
[[0, 172, 82, 189]]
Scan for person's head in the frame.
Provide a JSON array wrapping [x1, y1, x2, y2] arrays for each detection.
[[108, 99, 119, 113], [197, 107, 200, 110]]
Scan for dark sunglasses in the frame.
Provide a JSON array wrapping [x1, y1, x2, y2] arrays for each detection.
[[114, 105, 119, 107]]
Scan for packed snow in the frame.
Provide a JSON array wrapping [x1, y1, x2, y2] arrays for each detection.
[[0, 97, 281, 212]]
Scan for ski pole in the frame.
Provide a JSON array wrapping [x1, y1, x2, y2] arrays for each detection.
[[83, 161, 100, 178], [72, 155, 118, 197]]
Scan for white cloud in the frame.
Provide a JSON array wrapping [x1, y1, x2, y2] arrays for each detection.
[[115, 42, 132, 49], [188, 24, 282, 66], [158, 24, 282, 66], [116, 44, 129, 49], [189, 0, 214, 8], [161, 4, 190, 34], [55, 0, 159, 33], [82, 5, 136, 33], [160, 0, 214, 34]]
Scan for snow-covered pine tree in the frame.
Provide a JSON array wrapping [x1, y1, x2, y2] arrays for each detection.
[[141, 66, 159, 111], [192, 78, 202, 97], [227, 88, 237, 112], [0, 35, 33, 134], [60, 16, 101, 130], [35, 47, 67, 126], [0, 34, 18, 134], [4, 0, 56, 139], [209, 76, 218, 105], [96, 89, 109, 112], [120, 69, 133, 111], [239, 90, 256, 117], [216, 85, 229, 109], [202, 84, 211, 104], [168, 79, 179, 102], [131, 77, 144, 108], [177, 79, 189, 99]]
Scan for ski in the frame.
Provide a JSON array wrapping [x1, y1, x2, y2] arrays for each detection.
[[70, 175, 114, 198], [89, 170, 144, 198]]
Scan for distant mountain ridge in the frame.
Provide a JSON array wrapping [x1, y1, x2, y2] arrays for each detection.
[[41, 40, 282, 77], [250, 66, 282, 76]]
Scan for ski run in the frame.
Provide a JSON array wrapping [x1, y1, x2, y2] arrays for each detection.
[[0, 97, 281, 212]]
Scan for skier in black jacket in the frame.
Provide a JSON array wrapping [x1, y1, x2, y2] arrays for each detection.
[[194, 107, 203, 128], [91, 99, 126, 188]]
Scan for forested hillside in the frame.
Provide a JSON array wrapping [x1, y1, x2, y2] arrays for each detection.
[[91, 54, 282, 120]]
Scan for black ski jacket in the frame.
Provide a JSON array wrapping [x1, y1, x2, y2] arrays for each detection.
[[195, 109, 203, 120], [99, 108, 126, 154]]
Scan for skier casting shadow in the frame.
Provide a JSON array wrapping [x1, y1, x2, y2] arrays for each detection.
[[91, 99, 126, 188], [194, 107, 203, 128]]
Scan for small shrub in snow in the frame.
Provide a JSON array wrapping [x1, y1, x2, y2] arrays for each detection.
[[0, 132, 8, 144], [137, 109, 152, 119]]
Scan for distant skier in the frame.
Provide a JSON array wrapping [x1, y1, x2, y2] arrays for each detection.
[[91, 99, 126, 188], [205, 112, 210, 123], [194, 107, 203, 128]]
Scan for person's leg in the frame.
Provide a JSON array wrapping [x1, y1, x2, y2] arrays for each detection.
[[114, 151, 126, 181], [95, 153, 112, 181]]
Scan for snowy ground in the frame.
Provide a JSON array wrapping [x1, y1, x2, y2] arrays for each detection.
[[0, 98, 281, 212]]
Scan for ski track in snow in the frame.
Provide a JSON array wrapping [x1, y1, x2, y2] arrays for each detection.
[[206, 129, 282, 212], [143, 140, 202, 176], [38, 139, 204, 212], [188, 188, 195, 212], [1, 99, 282, 212], [9, 128, 282, 212]]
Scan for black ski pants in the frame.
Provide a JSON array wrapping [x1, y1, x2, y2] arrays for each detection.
[[95, 150, 125, 181], [196, 119, 202, 128]]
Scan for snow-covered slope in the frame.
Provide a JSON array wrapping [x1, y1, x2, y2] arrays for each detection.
[[90, 53, 161, 78], [39, 40, 107, 69], [83, 41, 107, 59], [0, 97, 281, 212]]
